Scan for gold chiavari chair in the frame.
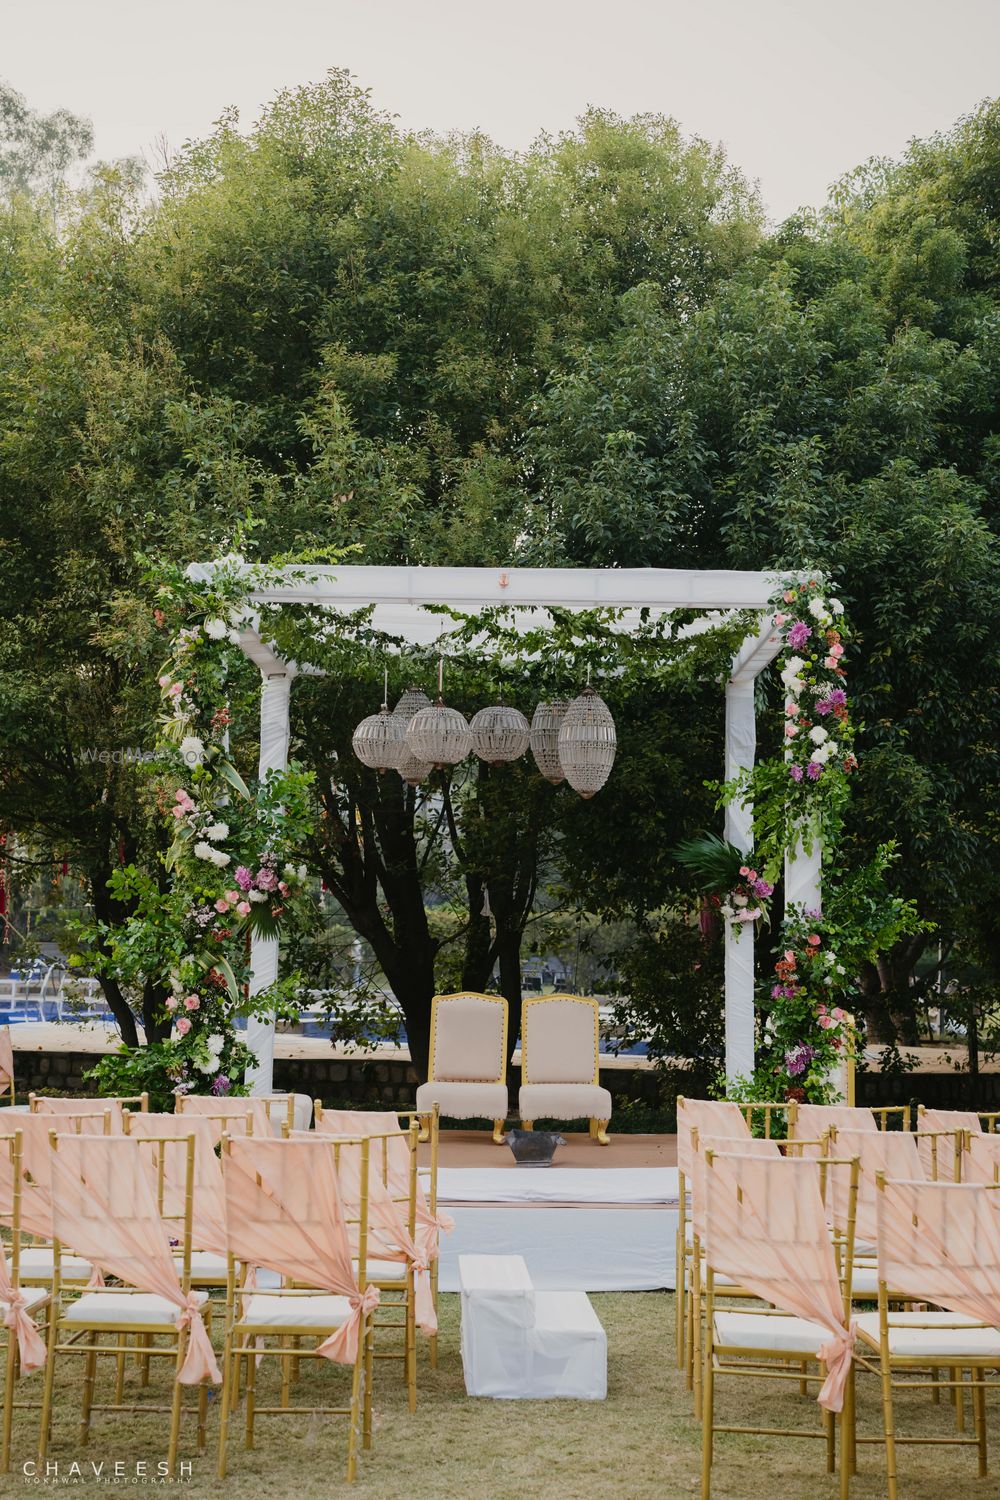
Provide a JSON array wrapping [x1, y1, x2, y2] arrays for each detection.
[[37, 1131, 216, 1476], [699, 1149, 860, 1500], [217, 1134, 375, 1482], [13, 1111, 112, 1292], [0, 1129, 50, 1473], [0, 1029, 15, 1108], [851, 1175, 1000, 1499], [28, 1094, 147, 1127]]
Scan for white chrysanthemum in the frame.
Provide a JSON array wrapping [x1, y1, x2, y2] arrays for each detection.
[[297, 864, 307, 881], [249, 889, 268, 902], [809, 726, 828, 744], [203, 617, 228, 640], [810, 745, 831, 765], [209, 849, 231, 867], [193, 841, 214, 861], [207, 1034, 225, 1054], [195, 1057, 217, 1074], [205, 822, 229, 842], [830, 599, 844, 615], [808, 597, 830, 621], [179, 735, 204, 766]]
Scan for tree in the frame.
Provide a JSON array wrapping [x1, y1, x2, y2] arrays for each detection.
[[0, 81, 93, 202]]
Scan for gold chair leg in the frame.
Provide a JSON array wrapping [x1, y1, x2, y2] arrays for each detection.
[[80, 1331, 98, 1444], [363, 1312, 374, 1450], [406, 1272, 417, 1413], [245, 1334, 256, 1450], [594, 1119, 611, 1145], [217, 1331, 234, 1478], [492, 1119, 507, 1144], [973, 1372, 988, 1477], [430, 1257, 440, 1369], [700, 1326, 714, 1498], [346, 1332, 363, 1481], [37, 1309, 59, 1461], [520, 1119, 533, 1132], [879, 1349, 898, 1500], [167, 1330, 186, 1479], [1, 1329, 16, 1473]]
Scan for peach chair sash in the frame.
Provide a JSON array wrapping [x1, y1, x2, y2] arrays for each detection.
[[175, 1093, 274, 1142], [791, 1104, 877, 1143], [32, 1097, 125, 1131], [291, 1128, 436, 1334], [315, 1108, 455, 1254], [690, 1133, 780, 1241], [7, 1113, 111, 1241], [0, 1027, 13, 1092], [0, 1134, 46, 1372], [125, 1113, 227, 1257], [959, 1133, 1000, 1186], [876, 1177, 1000, 1325], [705, 1152, 854, 1411], [222, 1136, 379, 1364], [828, 1127, 922, 1244], [676, 1099, 747, 1179], [47, 1136, 220, 1384], [918, 1109, 981, 1176]]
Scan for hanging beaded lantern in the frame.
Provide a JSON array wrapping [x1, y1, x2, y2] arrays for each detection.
[[352, 670, 406, 773], [393, 687, 433, 784], [470, 702, 530, 765], [558, 685, 616, 799], [530, 700, 568, 784], [405, 658, 472, 770]]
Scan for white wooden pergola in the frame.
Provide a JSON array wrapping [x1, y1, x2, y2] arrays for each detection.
[[189, 565, 821, 1094]]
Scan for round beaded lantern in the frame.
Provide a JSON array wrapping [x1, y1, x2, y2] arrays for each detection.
[[557, 686, 616, 799], [470, 703, 530, 765], [530, 700, 569, 784]]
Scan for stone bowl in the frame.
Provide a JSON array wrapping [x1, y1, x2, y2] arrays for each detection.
[[505, 1129, 565, 1167]]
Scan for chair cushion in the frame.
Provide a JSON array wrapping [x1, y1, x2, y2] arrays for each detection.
[[518, 1083, 612, 1122], [854, 1311, 1000, 1360], [240, 1294, 352, 1330], [358, 1258, 407, 1283], [714, 1311, 837, 1356], [172, 1252, 229, 1283], [0, 1287, 48, 1315], [64, 1291, 208, 1328], [416, 1080, 509, 1120], [9, 1249, 94, 1281], [522, 999, 599, 1084]]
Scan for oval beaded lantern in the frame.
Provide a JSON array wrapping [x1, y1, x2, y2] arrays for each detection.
[[558, 686, 616, 799], [470, 703, 530, 765], [397, 748, 433, 787], [352, 705, 403, 773], [406, 659, 471, 769], [530, 700, 568, 784], [393, 687, 433, 784]]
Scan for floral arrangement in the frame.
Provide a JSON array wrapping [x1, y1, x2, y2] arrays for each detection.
[[775, 580, 857, 791], [673, 833, 774, 936], [88, 555, 316, 1102], [762, 909, 854, 1105]]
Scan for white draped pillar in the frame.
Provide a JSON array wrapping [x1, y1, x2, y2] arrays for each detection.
[[244, 668, 295, 1095], [723, 677, 756, 1083]]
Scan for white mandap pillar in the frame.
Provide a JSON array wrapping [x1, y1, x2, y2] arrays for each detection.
[[244, 668, 295, 1095], [723, 676, 756, 1083]]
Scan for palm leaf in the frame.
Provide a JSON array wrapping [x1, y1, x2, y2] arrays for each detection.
[[672, 832, 746, 893]]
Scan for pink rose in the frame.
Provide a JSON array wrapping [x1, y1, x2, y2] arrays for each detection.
[[175, 1017, 192, 1036], [236, 901, 251, 916], [168, 682, 183, 697], [783, 950, 796, 963], [783, 590, 795, 603], [214, 898, 229, 914], [739, 865, 749, 877], [807, 934, 821, 946], [785, 723, 798, 738], [171, 805, 185, 819], [164, 996, 178, 1012], [817, 1003, 827, 1014], [830, 643, 844, 658], [824, 655, 837, 669], [818, 1015, 833, 1029], [785, 702, 798, 717], [774, 611, 787, 626], [224, 890, 239, 905], [831, 1007, 846, 1021], [183, 994, 200, 1012], [278, 881, 289, 896]]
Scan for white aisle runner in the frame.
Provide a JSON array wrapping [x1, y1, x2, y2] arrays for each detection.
[[432, 1167, 679, 1292]]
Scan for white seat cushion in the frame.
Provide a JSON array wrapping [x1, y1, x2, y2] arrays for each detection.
[[240, 1294, 352, 1330], [172, 1252, 229, 1283], [855, 1311, 1000, 1360], [714, 1311, 837, 1356], [416, 1080, 508, 1120], [358, 1258, 407, 1283], [10, 1249, 94, 1281], [64, 1291, 209, 1328], [0, 1287, 48, 1316], [518, 1083, 612, 1121]]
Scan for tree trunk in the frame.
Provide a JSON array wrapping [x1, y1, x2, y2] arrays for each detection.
[[494, 924, 524, 1070], [141, 978, 173, 1044], [88, 867, 140, 1048]]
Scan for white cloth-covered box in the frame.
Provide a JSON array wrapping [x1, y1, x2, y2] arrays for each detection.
[[458, 1253, 607, 1399]]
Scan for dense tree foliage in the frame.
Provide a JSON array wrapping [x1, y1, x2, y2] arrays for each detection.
[[3, 72, 1000, 1073]]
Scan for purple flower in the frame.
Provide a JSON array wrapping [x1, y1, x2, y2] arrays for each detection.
[[255, 867, 279, 892], [806, 762, 823, 780], [789, 764, 804, 782], [234, 866, 253, 892], [784, 1043, 816, 1077], [827, 688, 847, 707], [815, 699, 833, 716], [752, 878, 773, 898], [210, 1074, 231, 1096], [787, 621, 812, 649]]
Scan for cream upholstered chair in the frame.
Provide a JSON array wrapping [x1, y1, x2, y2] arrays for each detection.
[[415, 993, 509, 1145], [518, 995, 612, 1144]]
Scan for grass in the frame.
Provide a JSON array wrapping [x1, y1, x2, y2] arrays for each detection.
[[7, 1293, 996, 1498]]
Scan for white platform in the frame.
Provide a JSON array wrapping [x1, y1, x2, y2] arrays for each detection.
[[435, 1167, 678, 1292]]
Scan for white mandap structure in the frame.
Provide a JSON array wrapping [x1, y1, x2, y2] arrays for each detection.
[[188, 564, 822, 1095]]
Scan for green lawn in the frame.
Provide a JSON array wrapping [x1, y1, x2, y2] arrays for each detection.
[[8, 1293, 994, 1498]]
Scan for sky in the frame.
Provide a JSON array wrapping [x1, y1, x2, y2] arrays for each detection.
[[4, 0, 1000, 221]]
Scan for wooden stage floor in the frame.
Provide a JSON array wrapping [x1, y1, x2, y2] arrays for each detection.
[[419, 1130, 677, 1170]]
